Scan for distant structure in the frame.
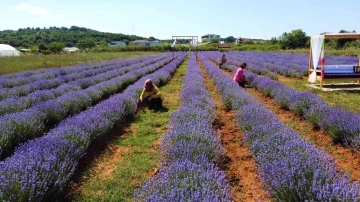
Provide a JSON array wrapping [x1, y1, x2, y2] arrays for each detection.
[[235, 37, 251, 44], [108, 41, 127, 47], [19, 48, 31, 53], [63, 47, 79, 52], [130, 40, 161, 47], [0, 44, 20, 57], [201, 34, 221, 42]]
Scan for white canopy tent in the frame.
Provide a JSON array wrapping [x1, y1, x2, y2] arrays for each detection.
[[0, 44, 21, 57]]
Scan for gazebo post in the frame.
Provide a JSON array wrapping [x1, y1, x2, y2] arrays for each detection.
[[320, 41, 325, 88], [308, 43, 312, 85]]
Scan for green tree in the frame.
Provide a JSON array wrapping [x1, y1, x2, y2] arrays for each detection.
[[98, 40, 108, 47], [48, 42, 65, 53], [225, 36, 236, 43], [29, 45, 38, 53], [279, 29, 308, 49], [149, 36, 157, 41], [336, 29, 356, 48], [38, 43, 48, 51], [77, 38, 96, 50]]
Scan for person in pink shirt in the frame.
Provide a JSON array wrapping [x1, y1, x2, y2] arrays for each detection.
[[233, 63, 247, 87]]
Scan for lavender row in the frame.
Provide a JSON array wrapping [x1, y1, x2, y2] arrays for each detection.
[[203, 52, 279, 80], [0, 56, 174, 160], [135, 54, 231, 201], [0, 55, 169, 116], [0, 53, 169, 88], [228, 51, 358, 78], [209, 52, 360, 150], [0, 54, 169, 101], [250, 74, 360, 149], [198, 54, 360, 201], [0, 53, 186, 202]]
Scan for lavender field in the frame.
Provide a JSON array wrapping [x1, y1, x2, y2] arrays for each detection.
[[1, 51, 360, 201]]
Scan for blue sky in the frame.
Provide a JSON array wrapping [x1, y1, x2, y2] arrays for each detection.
[[0, 0, 359, 40]]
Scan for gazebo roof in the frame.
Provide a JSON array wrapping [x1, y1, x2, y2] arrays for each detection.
[[312, 33, 360, 39], [218, 43, 231, 48]]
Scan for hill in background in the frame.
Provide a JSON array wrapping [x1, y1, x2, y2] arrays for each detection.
[[0, 26, 151, 48]]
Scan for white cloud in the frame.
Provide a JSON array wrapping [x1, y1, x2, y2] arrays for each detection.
[[15, 3, 51, 17]]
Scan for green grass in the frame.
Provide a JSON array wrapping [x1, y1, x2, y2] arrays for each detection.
[[277, 48, 360, 56], [73, 59, 188, 202], [0, 52, 158, 75], [277, 76, 360, 113]]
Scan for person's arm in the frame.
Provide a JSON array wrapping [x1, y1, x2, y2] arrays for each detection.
[[139, 88, 146, 102], [151, 86, 162, 98], [233, 69, 240, 82]]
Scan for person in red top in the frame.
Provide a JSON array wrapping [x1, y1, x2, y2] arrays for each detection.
[[233, 63, 247, 87]]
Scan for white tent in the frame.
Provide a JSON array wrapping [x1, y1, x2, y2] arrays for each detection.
[[0, 44, 21, 57]]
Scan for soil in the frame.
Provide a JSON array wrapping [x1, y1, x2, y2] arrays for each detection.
[[198, 59, 271, 202]]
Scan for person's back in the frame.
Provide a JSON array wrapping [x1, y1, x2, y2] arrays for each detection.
[[140, 79, 163, 110], [233, 68, 244, 82], [233, 63, 247, 87], [219, 55, 227, 69]]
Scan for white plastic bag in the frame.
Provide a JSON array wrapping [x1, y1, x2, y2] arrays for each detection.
[[308, 71, 317, 83]]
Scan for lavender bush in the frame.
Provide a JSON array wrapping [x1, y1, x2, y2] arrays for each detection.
[[0, 56, 174, 159], [198, 53, 360, 201], [135, 54, 231, 201], [0, 53, 187, 201]]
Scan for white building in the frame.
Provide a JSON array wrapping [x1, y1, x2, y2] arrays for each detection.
[[201, 34, 221, 42], [108, 41, 127, 47], [235, 37, 251, 44], [130, 40, 161, 47], [63, 47, 79, 52]]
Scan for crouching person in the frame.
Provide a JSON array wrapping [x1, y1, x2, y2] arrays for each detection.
[[140, 79, 163, 110]]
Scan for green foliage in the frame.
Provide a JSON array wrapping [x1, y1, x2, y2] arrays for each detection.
[[336, 29, 357, 48], [77, 38, 96, 50], [210, 38, 219, 43], [0, 26, 148, 48], [98, 40, 108, 47], [48, 42, 65, 54], [225, 36, 236, 43], [29, 45, 38, 53], [278, 29, 309, 49]]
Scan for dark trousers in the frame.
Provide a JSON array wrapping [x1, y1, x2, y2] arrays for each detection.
[[238, 81, 246, 88], [144, 97, 162, 109]]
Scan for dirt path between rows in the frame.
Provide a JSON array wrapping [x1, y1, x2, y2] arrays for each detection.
[[245, 86, 360, 182], [197, 59, 271, 202], [215, 59, 360, 183]]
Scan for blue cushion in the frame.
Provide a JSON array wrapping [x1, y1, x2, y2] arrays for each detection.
[[317, 65, 357, 74]]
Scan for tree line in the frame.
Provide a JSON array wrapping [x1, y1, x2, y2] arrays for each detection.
[[0, 26, 147, 48], [0, 26, 359, 54]]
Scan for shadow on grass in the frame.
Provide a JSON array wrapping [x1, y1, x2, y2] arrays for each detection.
[[154, 106, 169, 113]]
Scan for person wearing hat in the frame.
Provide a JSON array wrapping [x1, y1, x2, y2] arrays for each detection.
[[140, 79, 163, 110]]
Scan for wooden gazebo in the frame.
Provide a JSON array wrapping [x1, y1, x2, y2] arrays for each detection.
[[308, 33, 360, 88]]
